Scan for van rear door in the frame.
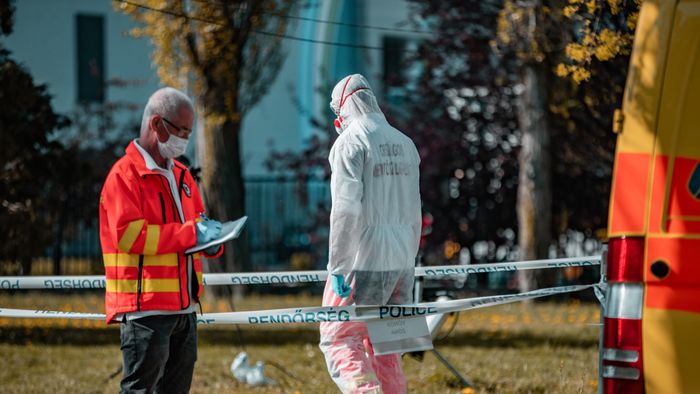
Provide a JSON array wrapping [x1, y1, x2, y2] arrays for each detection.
[[642, 1, 700, 392]]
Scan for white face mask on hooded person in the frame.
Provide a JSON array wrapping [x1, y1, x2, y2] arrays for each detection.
[[331, 100, 345, 134], [334, 115, 346, 135], [157, 120, 189, 158]]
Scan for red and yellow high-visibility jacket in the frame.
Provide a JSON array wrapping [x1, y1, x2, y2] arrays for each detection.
[[99, 141, 223, 324]]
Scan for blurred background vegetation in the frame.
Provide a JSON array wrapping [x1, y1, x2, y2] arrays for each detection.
[[1, 0, 640, 295]]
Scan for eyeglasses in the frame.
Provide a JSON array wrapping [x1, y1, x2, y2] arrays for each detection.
[[161, 117, 192, 138]]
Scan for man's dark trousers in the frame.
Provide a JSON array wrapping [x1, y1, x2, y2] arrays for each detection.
[[120, 313, 197, 394]]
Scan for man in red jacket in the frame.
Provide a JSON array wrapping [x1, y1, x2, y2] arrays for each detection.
[[99, 87, 223, 393]]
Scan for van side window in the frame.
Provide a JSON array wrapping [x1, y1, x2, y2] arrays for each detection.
[[688, 163, 700, 199]]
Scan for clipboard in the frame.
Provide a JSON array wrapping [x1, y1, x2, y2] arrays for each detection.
[[185, 216, 248, 254]]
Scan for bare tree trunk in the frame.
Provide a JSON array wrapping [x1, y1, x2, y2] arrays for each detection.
[[19, 256, 32, 276], [52, 226, 63, 275], [517, 63, 552, 293], [197, 109, 250, 300], [52, 213, 66, 275]]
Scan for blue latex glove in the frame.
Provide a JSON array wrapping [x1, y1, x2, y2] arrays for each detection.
[[196, 219, 222, 244], [331, 274, 351, 298]]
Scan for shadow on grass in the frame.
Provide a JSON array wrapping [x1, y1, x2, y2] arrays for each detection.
[[0, 326, 598, 349], [0, 327, 120, 345], [0, 326, 320, 346], [438, 329, 599, 349]]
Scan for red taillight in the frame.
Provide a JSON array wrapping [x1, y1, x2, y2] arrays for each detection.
[[604, 377, 645, 393], [604, 317, 641, 349], [607, 237, 645, 282], [603, 237, 645, 393]]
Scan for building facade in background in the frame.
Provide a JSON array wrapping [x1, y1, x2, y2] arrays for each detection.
[[3, 0, 428, 272]]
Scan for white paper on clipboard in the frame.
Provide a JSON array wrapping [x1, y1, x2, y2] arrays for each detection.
[[185, 216, 248, 254]]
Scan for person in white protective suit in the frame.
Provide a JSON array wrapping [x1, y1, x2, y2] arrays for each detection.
[[319, 74, 422, 394]]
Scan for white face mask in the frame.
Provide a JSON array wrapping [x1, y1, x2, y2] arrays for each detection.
[[334, 116, 344, 135], [157, 131, 189, 158]]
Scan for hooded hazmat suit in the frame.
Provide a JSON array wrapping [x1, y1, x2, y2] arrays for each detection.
[[319, 74, 422, 394]]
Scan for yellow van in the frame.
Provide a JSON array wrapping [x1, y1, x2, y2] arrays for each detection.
[[604, 0, 700, 392]]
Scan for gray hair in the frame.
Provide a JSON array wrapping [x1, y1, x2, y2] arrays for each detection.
[[140, 87, 194, 136]]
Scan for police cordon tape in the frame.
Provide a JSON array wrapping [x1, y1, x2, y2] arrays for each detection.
[[0, 256, 600, 290], [0, 283, 596, 324]]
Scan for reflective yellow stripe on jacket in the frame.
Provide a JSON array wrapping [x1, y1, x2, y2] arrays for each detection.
[[106, 278, 180, 293], [118, 220, 162, 254], [103, 253, 179, 267], [118, 219, 144, 251]]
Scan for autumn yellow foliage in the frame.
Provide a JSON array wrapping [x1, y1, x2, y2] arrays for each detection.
[[556, 0, 640, 84], [114, 0, 293, 121]]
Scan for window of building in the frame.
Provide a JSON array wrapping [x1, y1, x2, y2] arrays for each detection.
[[382, 35, 422, 114], [76, 14, 105, 103]]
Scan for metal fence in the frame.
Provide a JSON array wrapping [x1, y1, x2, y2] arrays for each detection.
[[30, 177, 330, 276], [23, 177, 598, 298], [244, 177, 330, 271]]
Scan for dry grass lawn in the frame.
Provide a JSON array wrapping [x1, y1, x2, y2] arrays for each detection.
[[0, 291, 601, 393]]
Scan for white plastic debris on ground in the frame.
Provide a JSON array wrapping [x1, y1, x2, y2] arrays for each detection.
[[230, 351, 275, 386]]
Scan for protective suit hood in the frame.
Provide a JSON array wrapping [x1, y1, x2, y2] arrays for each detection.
[[330, 74, 382, 134]]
